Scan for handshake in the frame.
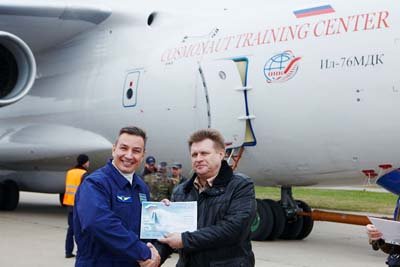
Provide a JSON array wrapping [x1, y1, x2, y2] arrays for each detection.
[[138, 242, 161, 267], [138, 230, 184, 267]]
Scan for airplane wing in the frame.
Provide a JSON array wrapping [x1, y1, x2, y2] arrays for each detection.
[[0, 124, 112, 167], [0, 1, 112, 52]]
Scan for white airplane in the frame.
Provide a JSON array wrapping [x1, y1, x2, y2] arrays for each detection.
[[0, 0, 399, 240]]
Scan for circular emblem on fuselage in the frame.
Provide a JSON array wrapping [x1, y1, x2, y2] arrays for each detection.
[[264, 50, 301, 83]]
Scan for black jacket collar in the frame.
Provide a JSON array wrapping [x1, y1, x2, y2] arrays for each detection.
[[184, 160, 233, 193]]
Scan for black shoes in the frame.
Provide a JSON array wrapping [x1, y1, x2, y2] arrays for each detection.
[[65, 253, 75, 258]]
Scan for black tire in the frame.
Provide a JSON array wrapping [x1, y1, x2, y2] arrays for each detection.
[[296, 200, 314, 240], [2, 180, 19, 211], [263, 199, 286, 240], [0, 182, 5, 210], [251, 199, 274, 241], [279, 200, 304, 240]]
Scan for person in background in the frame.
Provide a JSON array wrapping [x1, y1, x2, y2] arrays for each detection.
[[73, 126, 160, 267], [144, 161, 174, 201], [63, 154, 89, 259], [366, 169, 400, 267], [170, 162, 187, 185], [141, 156, 157, 177]]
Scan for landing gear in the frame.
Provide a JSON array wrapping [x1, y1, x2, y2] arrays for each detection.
[[263, 199, 285, 240], [251, 199, 274, 240], [296, 200, 314, 240], [0, 180, 19, 211], [250, 186, 314, 241], [280, 208, 304, 240]]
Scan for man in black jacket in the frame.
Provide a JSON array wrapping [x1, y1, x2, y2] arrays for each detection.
[[158, 128, 256, 267]]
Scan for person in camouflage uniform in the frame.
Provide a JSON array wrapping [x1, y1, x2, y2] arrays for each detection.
[[144, 162, 175, 201], [170, 162, 187, 186]]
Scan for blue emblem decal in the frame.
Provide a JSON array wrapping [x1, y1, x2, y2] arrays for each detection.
[[264, 50, 301, 83]]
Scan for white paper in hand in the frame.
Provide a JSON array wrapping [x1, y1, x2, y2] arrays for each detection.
[[369, 217, 400, 245], [140, 201, 197, 239]]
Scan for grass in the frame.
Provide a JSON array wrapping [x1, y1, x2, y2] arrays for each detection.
[[255, 186, 397, 215]]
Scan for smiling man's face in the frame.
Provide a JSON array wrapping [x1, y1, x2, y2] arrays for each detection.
[[112, 133, 145, 174]]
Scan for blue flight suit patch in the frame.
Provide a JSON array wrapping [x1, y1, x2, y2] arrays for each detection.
[[139, 193, 147, 203], [117, 195, 133, 203]]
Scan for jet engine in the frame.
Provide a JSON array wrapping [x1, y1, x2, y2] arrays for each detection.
[[0, 31, 36, 107]]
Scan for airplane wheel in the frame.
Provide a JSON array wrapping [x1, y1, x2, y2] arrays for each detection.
[[263, 199, 285, 240], [279, 199, 304, 240], [280, 216, 304, 240], [2, 180, 19, 211], [251, 199, 273, 241], [0, 182, 4, 210], [296, 200, 314, 240]]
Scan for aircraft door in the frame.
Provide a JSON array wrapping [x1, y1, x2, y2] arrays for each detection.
[[199, 60, 249, 149]]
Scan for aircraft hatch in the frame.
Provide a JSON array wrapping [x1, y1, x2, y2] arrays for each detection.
[[198, 59, 256, 150]]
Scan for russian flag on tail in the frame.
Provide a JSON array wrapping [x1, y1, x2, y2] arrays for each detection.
[[293, 5, 335, 18]]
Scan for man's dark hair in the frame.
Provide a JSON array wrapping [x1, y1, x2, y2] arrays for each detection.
[[116, 126, 147, 146], [76, 154, 89, 166], [188, 129, 225, 151]]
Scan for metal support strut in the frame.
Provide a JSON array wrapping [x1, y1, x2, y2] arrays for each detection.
[[225, 146, 245, 171]]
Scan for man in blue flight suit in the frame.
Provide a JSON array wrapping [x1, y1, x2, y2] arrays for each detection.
[[73, 126, 160, 267]]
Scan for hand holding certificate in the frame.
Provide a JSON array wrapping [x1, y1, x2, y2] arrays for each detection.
[[368, 217, 400, 245], [140, 201, 197, 239]]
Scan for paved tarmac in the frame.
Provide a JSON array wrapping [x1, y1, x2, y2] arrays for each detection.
[[0, 192, 387, 267]]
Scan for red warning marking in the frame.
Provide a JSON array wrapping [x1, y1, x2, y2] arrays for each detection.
[[362, 169, 378, 178], [378, 164, 393, 170]]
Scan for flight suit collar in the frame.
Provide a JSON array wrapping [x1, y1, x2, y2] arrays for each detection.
[[106, 160, 139, 189]]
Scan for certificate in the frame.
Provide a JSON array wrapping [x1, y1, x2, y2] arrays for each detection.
[[369, 217, 400, 245], [140, 201, 197, 239]]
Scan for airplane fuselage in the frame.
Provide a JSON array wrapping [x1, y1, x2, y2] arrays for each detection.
[[1, 0, 400, 193]]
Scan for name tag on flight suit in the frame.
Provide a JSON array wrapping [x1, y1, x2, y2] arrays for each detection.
[[139, 193, 147, 203]]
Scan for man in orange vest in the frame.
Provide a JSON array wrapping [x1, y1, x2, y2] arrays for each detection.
[[63, 154, 89, 258]]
